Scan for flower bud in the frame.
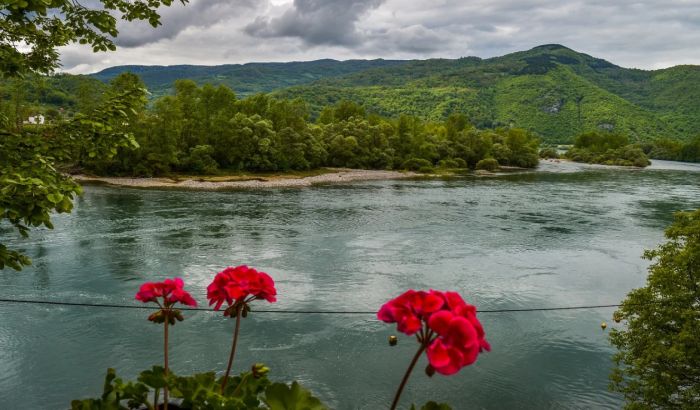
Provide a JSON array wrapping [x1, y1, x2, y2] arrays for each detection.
[[612, 311, 622, 323], [251, 363, 270, 379], [174, 310, 184, 322], [388, 335, 398, 346], [425, 364, 436, 378], [600, 321, 607, 330], [148, 310, 165, 323]]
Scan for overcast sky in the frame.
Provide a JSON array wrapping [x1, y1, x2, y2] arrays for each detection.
[[59, 0, 700, 74]]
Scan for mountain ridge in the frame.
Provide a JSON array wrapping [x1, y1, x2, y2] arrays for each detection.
[[87, 45, 700, 143]]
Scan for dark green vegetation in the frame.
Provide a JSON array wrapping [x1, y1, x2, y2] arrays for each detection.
[[642, 136, 700, 163], [565, 131, 650, 167], [610, 209, 700, 409], [93, 45, 700, 144], [92, 59, 406, 99], [82, 79, 539, 176], [72, 366, 328, 410], [1, 0, 187, 270], [271, 45, 700, 143], [0, 74, 107, 122]]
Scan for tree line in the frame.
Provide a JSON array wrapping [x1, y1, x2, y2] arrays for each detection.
[[57, 74, 541, 176], [564, 131, 651, 167], [641, 137, 700, 163]]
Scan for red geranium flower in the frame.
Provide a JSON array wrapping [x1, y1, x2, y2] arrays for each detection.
[[135, 277, 197, 307], [427, 309, 490, 375], [379, 289, 489, 409], [377, 290, 444, 335], [207, 265, 277, 311], [208, 265, 278, 393]]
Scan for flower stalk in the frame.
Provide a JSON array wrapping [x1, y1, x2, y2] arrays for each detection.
[[390, 341, 427, 410], [135, 277, 197, 410], [221, 304, 243, 393], [163, 317, 170, 410]]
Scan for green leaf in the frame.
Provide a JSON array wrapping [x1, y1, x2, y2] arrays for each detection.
[[138, 365, 167, 389], [46, 193, 64, 204], [264, 382, 328, 410]]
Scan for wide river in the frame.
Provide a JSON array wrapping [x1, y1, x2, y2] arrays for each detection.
[[2, 160, 700, 409]]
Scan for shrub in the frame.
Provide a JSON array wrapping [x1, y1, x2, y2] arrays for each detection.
[[437, 158, 461, 168], [539, 147, 559, 159], [401, 158, 433, 171], [475, 158, 499, 171]]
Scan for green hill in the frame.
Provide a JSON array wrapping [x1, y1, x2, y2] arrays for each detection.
[[274, 45, 699, 143], [90, 59, 407, 99], [15, 45, 700, 143]]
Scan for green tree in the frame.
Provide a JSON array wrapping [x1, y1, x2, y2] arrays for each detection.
[[1, 0, 187, 76], [1, 0, 187, 270], [610, 209, 700, 408]]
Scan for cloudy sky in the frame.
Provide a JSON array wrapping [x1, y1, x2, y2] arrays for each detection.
[[60, 0, 700, 74]]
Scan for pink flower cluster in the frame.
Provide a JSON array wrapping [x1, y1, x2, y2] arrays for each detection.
[[207, 265, 277, 311], [135, 277, 197, 307], [378, 290, 490, 375]]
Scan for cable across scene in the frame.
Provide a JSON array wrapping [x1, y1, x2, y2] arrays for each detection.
[[0, 297, 638, 314]]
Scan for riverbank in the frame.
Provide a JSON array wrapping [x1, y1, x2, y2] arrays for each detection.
[[73, 168, 419, 190]]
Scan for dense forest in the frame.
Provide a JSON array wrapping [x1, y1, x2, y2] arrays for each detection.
[[564, 132, 651, 167], [1, 74, 541, 176], [94, 45, 700, 144]]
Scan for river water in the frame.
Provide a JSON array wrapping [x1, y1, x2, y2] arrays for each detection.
[[1, 160, 699, 409]]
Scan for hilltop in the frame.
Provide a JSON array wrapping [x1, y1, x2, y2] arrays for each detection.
[[91, 59, 407, 99]]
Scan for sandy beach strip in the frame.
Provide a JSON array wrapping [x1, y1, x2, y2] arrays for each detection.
[[72, 169, 419, 190]]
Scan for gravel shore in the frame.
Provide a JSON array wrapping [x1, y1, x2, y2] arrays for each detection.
[[73, 169, 418, 190]]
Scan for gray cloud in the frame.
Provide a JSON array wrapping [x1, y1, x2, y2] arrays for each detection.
[[245, 0, 384, 46], [58, 0, 700, 73], [114, 0, 258, 48]]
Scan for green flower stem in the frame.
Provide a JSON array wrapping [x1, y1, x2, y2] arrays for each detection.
[[163, 316, 170, 410], [230, 373, 250, 397], [390, 342, 427, 410], [221, 305, 243, 393]]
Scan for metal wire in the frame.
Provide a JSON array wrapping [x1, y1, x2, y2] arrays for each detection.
[[0, 297, 629, 314]]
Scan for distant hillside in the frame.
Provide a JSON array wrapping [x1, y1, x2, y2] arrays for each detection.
[[0, 74, 106, 113], [51, 45, 700, 143], [90, 59, 408, 98], [274, 45, 700, 143]]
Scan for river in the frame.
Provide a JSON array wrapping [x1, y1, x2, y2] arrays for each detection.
[[1, 160, 699, 409]]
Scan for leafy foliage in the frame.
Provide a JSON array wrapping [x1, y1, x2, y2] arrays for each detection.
[[82, 83, 540, 177], [273, 45, 699, 143], [1, 0, 188, 77], [71, 366, 328, 410], [565, 131, 650, 167], [643, 136, 700, 163], [92, 59, 407, 99], [610, 209, 700, 408], [264, 382, 326, 410], [1, 0, 183, 270], [1, 80, 145, 269]]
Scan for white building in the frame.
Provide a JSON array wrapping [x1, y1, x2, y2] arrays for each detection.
[[24, 114, 45, 125]]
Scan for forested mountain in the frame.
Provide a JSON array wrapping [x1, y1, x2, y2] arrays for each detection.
[[91, 59, 407, 99], [92, 45, 700, 143], [13, 44, 700, 144], [273, 45, 700, 143]]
